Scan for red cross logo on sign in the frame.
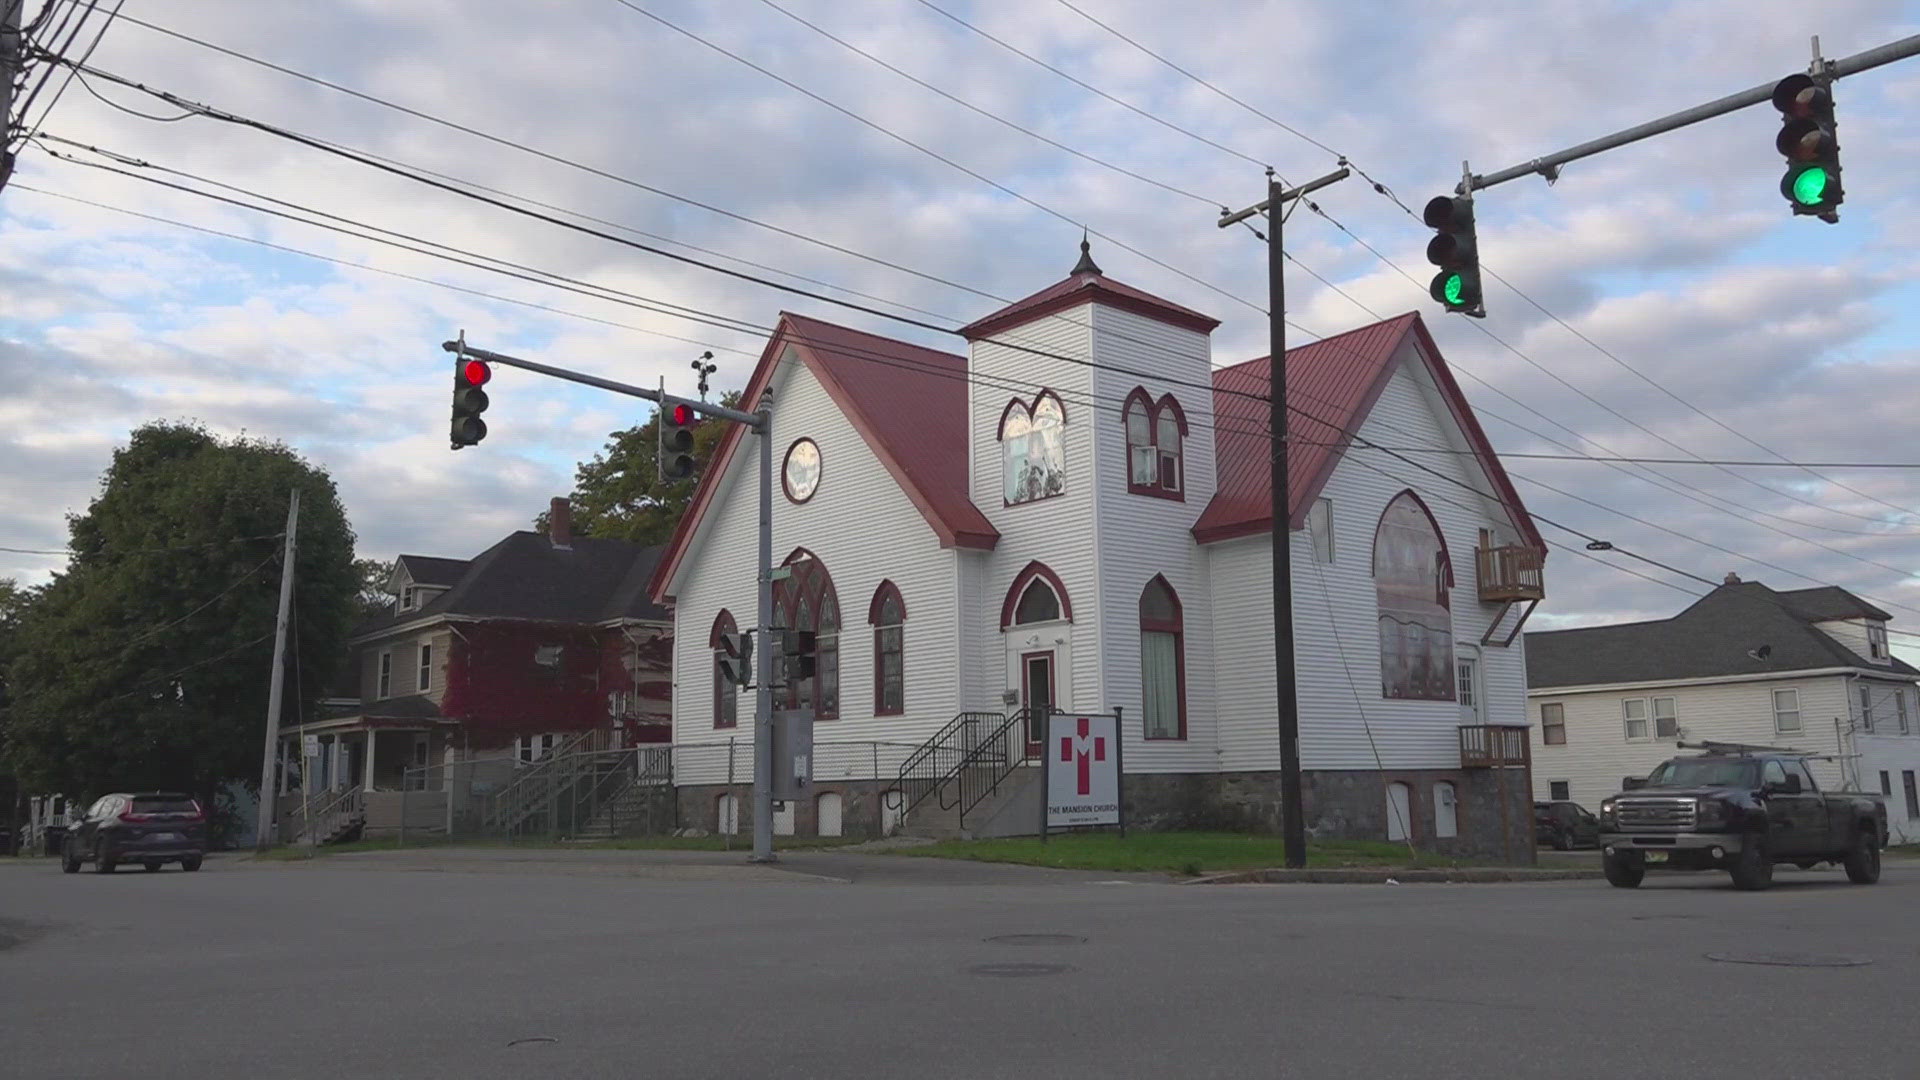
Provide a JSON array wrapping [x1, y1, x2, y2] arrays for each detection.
[[1058, 716, 1107, 797]]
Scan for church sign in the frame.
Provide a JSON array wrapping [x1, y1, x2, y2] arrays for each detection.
[[1043, 712, 1123, 830]]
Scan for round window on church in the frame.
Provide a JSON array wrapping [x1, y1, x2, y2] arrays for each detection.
[[783, 438, 821, 504]]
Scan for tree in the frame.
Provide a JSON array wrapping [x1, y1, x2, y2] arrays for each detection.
[[354, 557, 394, 619], [1, 423, 359, 818], [0, 578, 34, 853], [539, 391, 741, 545]]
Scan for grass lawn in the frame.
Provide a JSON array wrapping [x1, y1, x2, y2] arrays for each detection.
[[255, 833, 868, 860], [894, 831, 1491, 875]]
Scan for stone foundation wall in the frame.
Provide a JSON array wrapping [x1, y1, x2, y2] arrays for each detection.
[[1125, 768, 1535, 864], [676, 780, 900, 839]]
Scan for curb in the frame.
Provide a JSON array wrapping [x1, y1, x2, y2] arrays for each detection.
[[1189, 866, 1605, 885]]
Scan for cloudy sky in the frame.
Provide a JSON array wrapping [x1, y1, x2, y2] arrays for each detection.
[[3, 0, 1918, 654]]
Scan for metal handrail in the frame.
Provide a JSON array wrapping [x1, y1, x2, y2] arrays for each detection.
[[895, 711, 1000, 814], [938, 709, 1032, 823], [482, 730, 601, 833], [300, 784, 363, 844]]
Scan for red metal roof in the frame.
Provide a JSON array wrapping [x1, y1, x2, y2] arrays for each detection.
[[650, 312, 997, 604], [959, 268, 1220, 341], [1193, 312, 1544, 551]]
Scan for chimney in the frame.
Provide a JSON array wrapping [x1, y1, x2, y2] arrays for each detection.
[[549, 496, 572, 549], [1724, 572, 1741, 585]]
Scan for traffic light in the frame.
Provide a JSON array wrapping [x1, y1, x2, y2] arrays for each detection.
[[717, 629, 753, 687], [658, 397, 699, 479], [1423, 194, 1484, 318], [782, 629, 816, 682], [1772, 73, 1841, 221], [450, 356, 491, 448]]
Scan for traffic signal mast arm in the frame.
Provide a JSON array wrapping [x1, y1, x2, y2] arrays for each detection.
[[439, 340, 764, 429], [1462, 33, 1919, 194]]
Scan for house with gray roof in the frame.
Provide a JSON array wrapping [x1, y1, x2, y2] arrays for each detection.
[[272, 500, 671, 842], [1526, 574, 1920, 843]]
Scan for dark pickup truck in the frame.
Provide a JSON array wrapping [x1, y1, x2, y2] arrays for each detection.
[[1599, 747, 1887, 891]]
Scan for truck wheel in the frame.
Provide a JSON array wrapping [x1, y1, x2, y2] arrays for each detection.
[[1729, 838, 1773, 891], [1602, 850, 1644, 888], [1843, 830, 1881, 885], [93, 841, 117, 875], [61, 842, 81, 874]]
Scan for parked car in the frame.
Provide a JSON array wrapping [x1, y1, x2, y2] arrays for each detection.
[[62, 792, 206, 874], [1534, 801, 1601, 850], [1599, 745, 1886, 891]]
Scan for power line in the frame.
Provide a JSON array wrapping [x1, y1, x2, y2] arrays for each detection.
[[753, 0, 1221, 208], [911, 0, 1272, 172], [606, 0, 1264, 315], [9, 183, 763, 357], [114, 547, 280, 653], [1316, 441, 1920, 471], [0, 531, 285, 557], [1027, 2, 1920, 526], [17, 0, 119, 144], [105, 8, 1013, 307]]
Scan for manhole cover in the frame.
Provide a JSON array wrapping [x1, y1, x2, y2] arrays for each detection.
[[506, 1037, 559, 1048], [1704, 951, 1871, 968], [985, 934, 1086, 946], [968, 962, 1075, 978]]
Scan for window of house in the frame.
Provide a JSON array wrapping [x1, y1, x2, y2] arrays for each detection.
[[377, 650, 392, 698], [1868, 622, 1889, 661], [1773, 688, 1803, 733], [1652, 696, 1677, 739], [534, 644, 564, 670], [1622, 698, 1649, 740], [1859, 684, 1875, 733], [1308, 497, 1333, 563], [1549, 780, 1571, 801], [1899, 687, 1911, 735], [1904, 771, 1919, 821], [1456, 658, 1477, 714], [1123, 389, 1185, 498], [399, 586, 415, 611], [999, 391, 1066, 505], [515, 733, 558, 764], [417, 642, 433, 692], [1541, 702, 1567, 745], [774, 552, 839, 720], [1373, 491, 1454, 700], [711, 610, 739, 729], [871, 582, 905, 716], [1880, 771, 1892, 797], [1140, 576, 1185, 740]]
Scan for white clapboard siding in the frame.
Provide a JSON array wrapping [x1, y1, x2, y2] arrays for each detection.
[[1212, 335, 1532, 773], [669, 350, 963, 785], [1088, 304, 1221, 773], [971, 307, 1102, 718]]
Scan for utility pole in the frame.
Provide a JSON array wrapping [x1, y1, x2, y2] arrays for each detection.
[[1219, 166, 1349, 869], [1, 0, 22, 194], [750, 397, 775, 863], [254, 489, 299, 851]]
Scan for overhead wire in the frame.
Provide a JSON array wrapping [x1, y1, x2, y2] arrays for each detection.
[[1053, 0, 1920, 522], [605, 0, 1265, 315], [18, 0, 119, 144]]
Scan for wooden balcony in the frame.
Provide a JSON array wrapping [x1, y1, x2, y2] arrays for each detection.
[[1459, 724, 1532, 769], [1476, 544, 1544, 603]]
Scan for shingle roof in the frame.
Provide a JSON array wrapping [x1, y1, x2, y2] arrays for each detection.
[[1193, 311, 1543, 549], [1526, 581, 1917, 688], [1775, 585, 1890, 623], [394, 554, 467, 587], [354, 533, 667, 640]]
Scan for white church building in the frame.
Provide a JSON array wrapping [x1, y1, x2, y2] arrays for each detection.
[[649, 244, 1547, 857]]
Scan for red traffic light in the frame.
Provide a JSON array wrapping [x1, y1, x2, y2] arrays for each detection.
[[671, 402, 694, 425], [462, 359, 492, 387]]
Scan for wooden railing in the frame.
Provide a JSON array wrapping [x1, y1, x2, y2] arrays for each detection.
[[1476, 545, 1544, 602], [1459, 724, 1531, 768]]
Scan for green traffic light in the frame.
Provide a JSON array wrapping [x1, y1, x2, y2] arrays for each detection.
[[1791, 166, 1830, 206], [1442, 273, 1464, 307]]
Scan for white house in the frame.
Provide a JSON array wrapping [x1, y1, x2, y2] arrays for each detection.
[[1527, 575, 1920, 844], [649, 243, 1548, 857]]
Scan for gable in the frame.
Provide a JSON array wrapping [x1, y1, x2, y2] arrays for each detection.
[[1193, 311, 1542, 549], [652, 313, 997, 603]]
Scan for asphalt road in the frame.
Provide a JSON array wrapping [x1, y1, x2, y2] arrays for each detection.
[[3, 849, 1916, 1079]]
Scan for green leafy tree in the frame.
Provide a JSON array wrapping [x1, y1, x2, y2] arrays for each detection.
[[0, 578, 34, 849], [353, 557, 394, 619], [1, 423, 359, 814], [540, 390, 742, 544]]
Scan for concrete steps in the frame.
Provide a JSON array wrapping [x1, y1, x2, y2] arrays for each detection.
[[901, 765, 1042, 840]]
